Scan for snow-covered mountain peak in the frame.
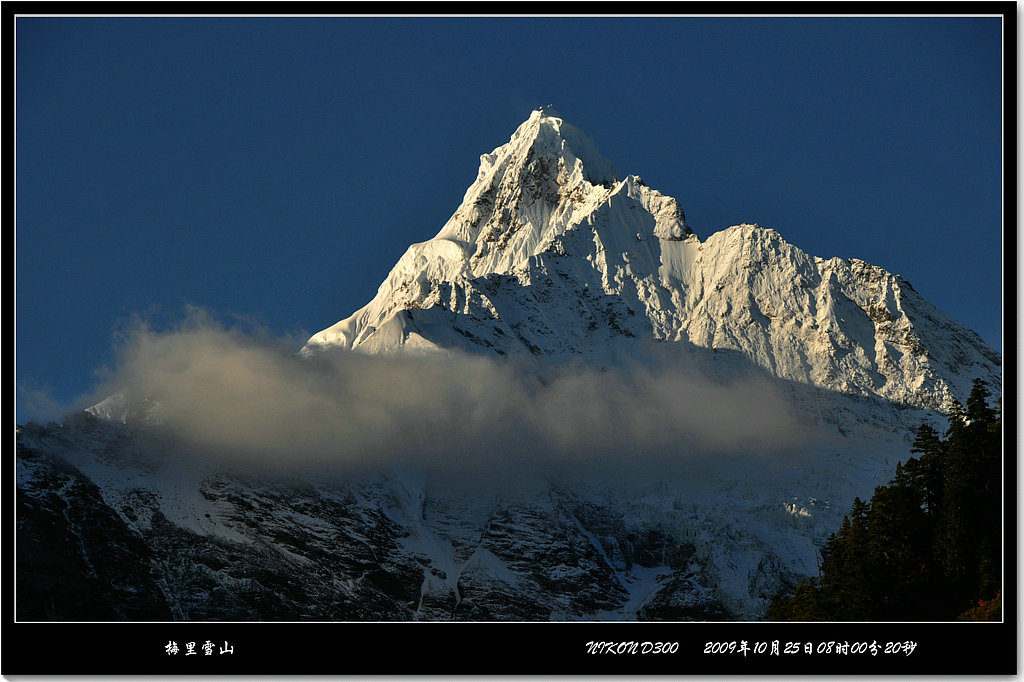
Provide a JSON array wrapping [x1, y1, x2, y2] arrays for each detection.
[[508, 107, 619, 187], [302, 110, 693, 354], [300, 113, 998, 416], [86, 390, 163, 426]]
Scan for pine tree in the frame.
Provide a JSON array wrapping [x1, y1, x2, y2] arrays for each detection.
[[908, 423, 946, 518], [768, 377, 1001, 621], [966, 378, 997, 424], [937, 379, 1001, 611], [865, 478, 931, 618], [817, 497, 874, 619], [768, 577, 826, 621]]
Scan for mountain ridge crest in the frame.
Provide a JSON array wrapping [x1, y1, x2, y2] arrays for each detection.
[[300, 110, 998, 414]]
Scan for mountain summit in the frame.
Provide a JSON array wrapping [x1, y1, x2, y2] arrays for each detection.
[[302, 109, 998, 412], [301, 107, 690, 356]]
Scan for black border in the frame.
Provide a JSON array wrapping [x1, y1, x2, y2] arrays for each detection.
[[7, 2, 1017, 676], [4, 621, 1020, 675]]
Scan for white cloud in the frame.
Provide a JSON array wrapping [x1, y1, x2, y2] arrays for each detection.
[[75, 309, 832, 485]]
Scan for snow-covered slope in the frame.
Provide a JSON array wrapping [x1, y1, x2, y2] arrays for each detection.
[[19, 108, 1000, 622], [302, 108, 999, 412], [17, 408, 900, 621]]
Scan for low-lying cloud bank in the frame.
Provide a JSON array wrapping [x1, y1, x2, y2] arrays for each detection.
[[63, 310, 834, 480]]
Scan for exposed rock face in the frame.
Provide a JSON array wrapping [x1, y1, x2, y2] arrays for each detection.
[[17, 416, 733, 621], [17, 435, 172, 621]]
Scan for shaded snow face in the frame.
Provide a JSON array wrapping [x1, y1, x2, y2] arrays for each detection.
[[81, 310, 832, 487]]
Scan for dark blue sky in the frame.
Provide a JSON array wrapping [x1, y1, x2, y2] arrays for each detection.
[[16, 16, 1005, 420]]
